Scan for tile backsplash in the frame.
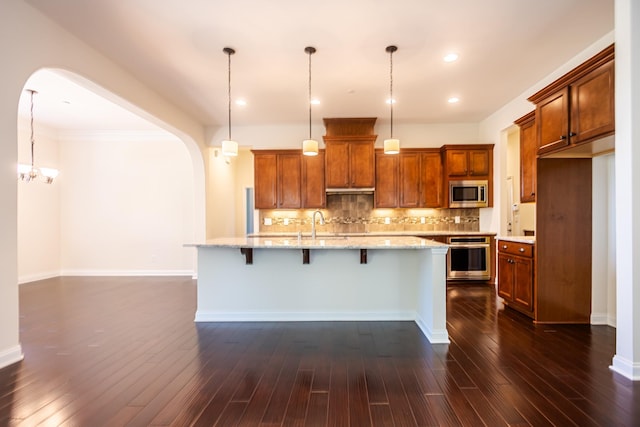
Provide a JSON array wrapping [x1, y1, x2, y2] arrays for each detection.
[[258, 194, 479, 234]]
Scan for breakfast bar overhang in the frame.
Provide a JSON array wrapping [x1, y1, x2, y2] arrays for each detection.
[[188, 236, 450, 344]]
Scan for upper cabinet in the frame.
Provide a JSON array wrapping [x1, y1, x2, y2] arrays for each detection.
[[528, 44, 614, 157], [441, 144, 494, 207], [253, 151, 302, 209], [399, 150, 443, 208], [302, 151, 326, 208], [443, 148, 491, 178], [323, 118, 376, 190], [374, 149, 443, 209], [515, 111, 537, 203], [374, 151, 398, 208]]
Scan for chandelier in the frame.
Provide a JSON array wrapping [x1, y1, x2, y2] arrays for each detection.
[[18, 89, 59, 183]]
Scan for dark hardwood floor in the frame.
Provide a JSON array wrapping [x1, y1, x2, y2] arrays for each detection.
[[1, 276, 639, 426]]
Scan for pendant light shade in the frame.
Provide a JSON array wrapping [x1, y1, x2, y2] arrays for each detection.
[[384, 45, 400, 155], [18, 89, 59, 183], [302, 46, 319, 156], [221, 47, 238, 157]]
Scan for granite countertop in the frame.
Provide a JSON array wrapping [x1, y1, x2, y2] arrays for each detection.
[[248, 231, 496, 238], [497, 235, 536, 244], [187, 235, 448, 250]]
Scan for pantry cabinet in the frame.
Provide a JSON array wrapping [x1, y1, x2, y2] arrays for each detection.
[[529, 44, 614, 157], [497, 240, 534, 318]]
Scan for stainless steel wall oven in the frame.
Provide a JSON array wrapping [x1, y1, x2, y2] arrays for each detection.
[[447, 236, 491, 281]]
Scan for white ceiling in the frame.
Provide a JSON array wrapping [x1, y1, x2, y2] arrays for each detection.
[[21, 0, 614, 131]]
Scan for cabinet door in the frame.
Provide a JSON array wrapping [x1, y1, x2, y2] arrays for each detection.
[[513, 257, 533, 311], [302, 152, 325, 208], [325, 141, 350, 188], [350, 141, 375, 187], [445, 150, 469, 177], [468, 150, 490, 176], [570, 60, 615, 145], [277, 154, 301, 209], [421, 152, 443, 208], [399, 152, 420, 207], [375, 152, 398, 208], [497, 253, 515, 301], [254, 154, 278, 209], [536, 88, 569, 155], [519, 117, 537, 203]]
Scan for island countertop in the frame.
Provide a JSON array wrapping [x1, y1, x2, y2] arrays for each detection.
[[187, 235, 448, 250]]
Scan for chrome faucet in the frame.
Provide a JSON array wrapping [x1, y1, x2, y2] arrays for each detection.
[[311, 210, 326, 239]]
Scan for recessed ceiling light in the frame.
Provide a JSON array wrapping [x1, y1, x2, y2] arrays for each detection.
[[443, 53, 459, 63], [386, 98, 396, 105], [235, 99, 247, 106], [448, 97, 460, 103]]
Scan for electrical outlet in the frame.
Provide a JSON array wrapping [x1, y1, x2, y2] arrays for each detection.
[[385, 217, 391, 225], [283, 218, 289, 226], [420, 217, 426, 224], [455, 216, 461, 224], [264, 217, 272, 226]]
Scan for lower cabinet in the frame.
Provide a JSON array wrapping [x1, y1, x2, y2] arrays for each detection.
[[497, 240, 534, 318]]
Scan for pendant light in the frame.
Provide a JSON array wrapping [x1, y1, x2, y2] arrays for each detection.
[[302, 46, 319, 156], [17, 89, 59, 183], [384, 45, 400, 155], [221, 47, 238, 157]]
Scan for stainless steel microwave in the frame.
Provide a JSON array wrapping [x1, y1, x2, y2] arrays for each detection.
[[449, 180, 488, 208]]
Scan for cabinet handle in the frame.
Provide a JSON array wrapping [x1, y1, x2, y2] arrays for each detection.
[[560, 135, 567, 140], [519, 248, 525, 253], [569, 132, 577, 137], [502, 245, 508, 249], [531, 192, 535, 196]]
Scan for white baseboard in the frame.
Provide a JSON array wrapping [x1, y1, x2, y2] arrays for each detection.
[[59, 269, 194, 277], [18, 271, 60, 285], [415, 315, 450, 344], [0, 345, 23, 370], [591, 312, 617, 327], [194, 310, 415, 322], [610, 354, 640, 381]]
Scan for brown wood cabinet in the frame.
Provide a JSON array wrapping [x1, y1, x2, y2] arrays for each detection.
[[373, 149, 443, 209], [302, 151, 325, 208], [529, 44, 614, 157], [374, 151, 398, 208], [535, 158, 592, 323], [252, 150, 301, 209], [323, 118, 376, 190], [498, 240, 534, 318], [399, 149, 443, 208], [441, 144, 494, 207], [324, 138, 375, 189], [515, 111, 537, 203]]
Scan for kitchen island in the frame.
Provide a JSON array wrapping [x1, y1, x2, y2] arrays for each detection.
[[188, 236, 450, 343]]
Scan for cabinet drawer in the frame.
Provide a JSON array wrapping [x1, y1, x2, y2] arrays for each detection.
[[498, 242, 533, 258]]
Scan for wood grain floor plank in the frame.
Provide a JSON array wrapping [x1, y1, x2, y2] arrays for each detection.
[[1, 278, 638, 427]]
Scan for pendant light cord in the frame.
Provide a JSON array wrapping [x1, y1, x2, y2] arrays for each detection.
[[388, 46, 395, 139], [227, 50, 232, 141], [308, 49, 312, 140], [305, 46, 316, 140]]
